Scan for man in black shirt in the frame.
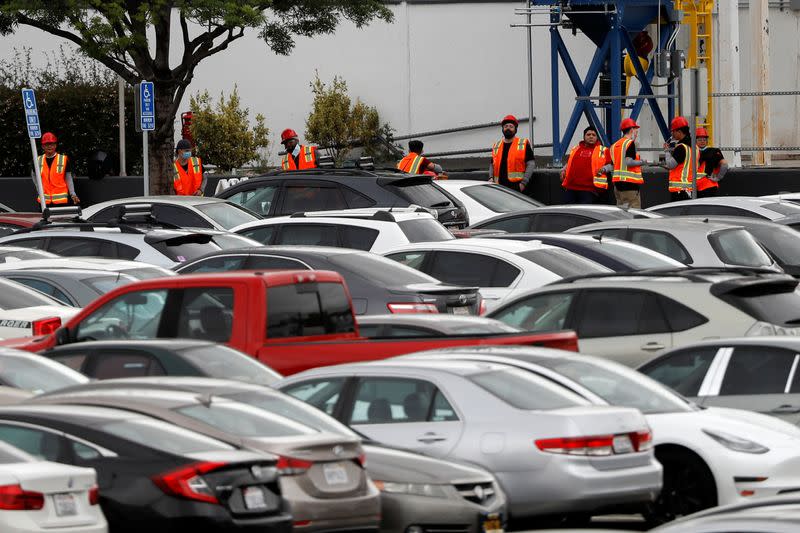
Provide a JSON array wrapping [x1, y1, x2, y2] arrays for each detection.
[[490, 115, 535, 191]]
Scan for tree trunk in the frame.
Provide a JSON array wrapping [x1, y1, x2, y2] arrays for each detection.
[[149, 89, 177, 195]]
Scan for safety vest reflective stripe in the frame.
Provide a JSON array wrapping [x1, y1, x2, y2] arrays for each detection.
[[668, 144, 694, 192], [611, 139, 643, 184], [397, 154, 425, 173], [696, 148, 719, 191], [173, 157, 203, 195], [492, 137, 529, 182], [282, 146, 317, 170], [37, 153, 69, 204]]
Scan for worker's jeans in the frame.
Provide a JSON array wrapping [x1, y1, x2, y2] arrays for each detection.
[[563, 189, 598, 205]]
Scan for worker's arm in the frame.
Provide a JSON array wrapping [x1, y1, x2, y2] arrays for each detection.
[[712, 160, 729, 182], [195, 173, 207, 196], [626, 142, 644, 167], [426, 162, 443, 174], [488, 163, 496, 183]]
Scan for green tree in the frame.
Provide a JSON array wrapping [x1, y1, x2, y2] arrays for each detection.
[[305, 73, 395, 165], [189, 86, 269, 172], [0, 1, 392, 193]]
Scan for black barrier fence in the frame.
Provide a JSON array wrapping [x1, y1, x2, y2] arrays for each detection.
[[1, 167, 799, 212]]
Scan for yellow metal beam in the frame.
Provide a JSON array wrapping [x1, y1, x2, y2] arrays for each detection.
[[674, 0, 715, 143]]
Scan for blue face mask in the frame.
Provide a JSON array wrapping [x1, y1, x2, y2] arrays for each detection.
[[181, 151, 192, 159]]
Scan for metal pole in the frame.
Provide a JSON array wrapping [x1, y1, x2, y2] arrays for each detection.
[[752, 0, 771, 165], [717, 1, 743, 167], [118, 76, 127, 176], [142, 131, 149, 196], [690, 119, 698, 199], [29, 139, 45, 213], [526, 0, 535, 154]]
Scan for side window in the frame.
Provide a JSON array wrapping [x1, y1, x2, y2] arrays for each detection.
[[534, 214, 594, 232], [629, 230, 692, 263], [684, 205, 762, 218], [5, 238, 44, 249], [87, 207, 117, 222], [0, 424, 66, 462], [276, 224, 339, 247], [175, 287, 234, 343], [341, 187, 376, 209], [385, 251, 429, 270], [659, 295, 709, 331], [246, 256, 310, 271], [48, 238, 104, 257], [342, 227, 379, 251], [179, 255, 248, 273], [491, 291, 575, 331], [579, 228, 626, 239], [75, 289, 168, 341], [349, 378, 457, 424], [282, 379, 346, 416], [640, 347, 719, 396], [88, 352, 166, 380], [153, 205, 213, 229], [267, 282, 355, 339], [227, 185, 278, 216], [115, 243, 140, 260], [281, 185, 347, 214], [239, 226, 275, 245], [385, 326, 438, 337], [11, 278, 72, 305], [431, 390, 458, 421], [720, 347, 798, 395], [428, 252, 520, 287], [652, 206, 686, 216], [71, 441, 102, 461], [48, 352, 90, 372], [480, 215, 532, 233], [575, 290, 665, 338]]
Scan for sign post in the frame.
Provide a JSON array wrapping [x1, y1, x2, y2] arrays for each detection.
[[137, 81, 155, 195], [22, 88, 45, 212]]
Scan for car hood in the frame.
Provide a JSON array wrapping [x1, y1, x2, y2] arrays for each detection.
[[701, 406, 800, 439], [362, 443, 493, 484]]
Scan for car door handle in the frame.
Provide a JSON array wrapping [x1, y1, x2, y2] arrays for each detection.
[[771, 404, 800, 414], [641, 342, 665, 351], [417, 432, 447, 444]]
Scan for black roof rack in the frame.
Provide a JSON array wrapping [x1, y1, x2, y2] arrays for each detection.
[[106, 203, 181, 230], [13, 221, 150, 235], [552, 266, 790, 286]]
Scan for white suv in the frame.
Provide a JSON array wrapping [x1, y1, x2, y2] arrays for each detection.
[[230, 207, 455, 253], [486, 268, 800, 367]]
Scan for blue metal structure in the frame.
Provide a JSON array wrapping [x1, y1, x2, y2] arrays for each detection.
[[532, 1, 680, 163]]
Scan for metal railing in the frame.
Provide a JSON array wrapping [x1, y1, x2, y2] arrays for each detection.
[[392, 117, 535, 142]]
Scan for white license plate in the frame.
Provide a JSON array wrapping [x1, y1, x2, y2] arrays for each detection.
[[54, 493, 77, 516], [451, 306, 471, 315], [243, 486, 267, 510], [323, 462, 349, 485], [613, 435, 634, 454]]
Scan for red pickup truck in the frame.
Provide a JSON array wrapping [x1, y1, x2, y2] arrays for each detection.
[[1, 271, 577, 375]]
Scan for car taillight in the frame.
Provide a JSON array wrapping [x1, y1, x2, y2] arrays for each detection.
[[387, 303, 438, 314], [478, 299, 487, 315], [88, 485, 100, 505], [32, 317, 61, 336], [535, 435, 614, 456], [356, 453, 366, 468], [151, 461, 226, 504], [0, 484, 44, 510], [276, 456, 314, 475], [631, 430, 653, 452]]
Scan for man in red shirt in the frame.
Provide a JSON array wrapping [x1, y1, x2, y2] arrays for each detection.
[[560, 126, 611, 204]]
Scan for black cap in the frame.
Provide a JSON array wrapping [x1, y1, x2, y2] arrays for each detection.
[[176, 139, 192, 151]]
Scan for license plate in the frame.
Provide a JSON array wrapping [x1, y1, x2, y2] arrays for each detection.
[[243, 486, 267, 510], [482, 512, 504, 533], [54, 493, 77, 517], [613, 435, 634, 454], [323, 462, 349, 485], [451, 306, 471, 315]]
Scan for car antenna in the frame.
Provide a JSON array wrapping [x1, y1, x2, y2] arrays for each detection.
[[592, 233, 602, 242], [703, 218, 709, 223]]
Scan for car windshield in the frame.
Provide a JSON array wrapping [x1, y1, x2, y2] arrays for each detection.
[[468, 367, 591, 410], [742, 224, 800, 265], [0, 355, 88, 393], [328, 252, 438, 286], [194, 202, 260, 230], [527, 356, 694, 414], [180, 345, 282, 386], [716, 281, 800, 327], [176, 401, 318, 437], [84, 274, 139, 294], [101, 417, 235, 454], [0, 442, 33, 463], [517, 248, 610, 277], [707, 229, 773, 267], [398, 219, 455, 242], [590, 240, 685, 269], [762, 202, 800, 216], [461, 184, 542, 212], [0, 278, 65, 309], [387, 182, 453, 208]]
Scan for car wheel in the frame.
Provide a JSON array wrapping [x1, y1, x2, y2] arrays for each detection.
[[647, 447, 717, 524]]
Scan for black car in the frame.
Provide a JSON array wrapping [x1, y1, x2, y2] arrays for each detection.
[[476, 233, 685, 272], [214, 169, 469, 228], [468, 205, 661, 233], [0, 404, 291, 532], [40, 339, 283, 385], [174, 246, 482, 315]]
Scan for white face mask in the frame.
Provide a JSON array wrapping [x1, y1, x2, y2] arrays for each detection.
[[292, 144, 301, 157]]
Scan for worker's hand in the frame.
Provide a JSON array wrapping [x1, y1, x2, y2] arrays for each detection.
[[193, 189, 204, 196], [71, 194, 80, 205], [559, 169, 566, 180], [519, 183, 526, 192], [663, 142, 671, 150]]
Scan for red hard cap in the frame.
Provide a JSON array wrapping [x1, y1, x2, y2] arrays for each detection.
[[280, 128, 298, 144], [620, 118, 640, 131], [670, 116, 689, 130], [501, 115, 518, 127], [696, 127, 709, 138], [41, 132, 57, 144]]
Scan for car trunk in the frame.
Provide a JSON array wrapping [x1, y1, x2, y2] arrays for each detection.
[[391, 283, 480, 315]]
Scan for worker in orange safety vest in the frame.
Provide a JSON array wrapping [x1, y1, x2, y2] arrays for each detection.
[[664, 116, 694, 201], [397, 140, 444, 177], [34, 132, 79, 206], [173, 138, 206, 196], [560, 125, 611, 204], [280, 129, 318, 171], [490, 115, 534, 192], [597, 118, 645, 208], [695, 128, 728, 198]]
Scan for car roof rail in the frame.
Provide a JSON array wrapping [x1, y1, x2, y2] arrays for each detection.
[[13, 221, 148, 235], [32, 206, 85, 229], [106, 203, 181, 230]]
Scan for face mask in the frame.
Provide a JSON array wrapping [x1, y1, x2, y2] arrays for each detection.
[[502, 129, 515, 140], [292, 144, 301, 157], [182, 151, 192, 159]]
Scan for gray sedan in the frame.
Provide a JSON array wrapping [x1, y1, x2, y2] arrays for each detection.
[[277, 360, 661, 521], [568, 218, 779, 270]]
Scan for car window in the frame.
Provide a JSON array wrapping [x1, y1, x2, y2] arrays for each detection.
[[282, 378, 346, 416], [428, 251, 520, 287], [468, 367, 590, 410], [11, 277, 73, 305], [341, 187, 375, 208], [640, 347, 719, 396], [194, 202, 259, 230], [75, 289, 168, 341], [461, 184, 540, 212], [176, 401, 317, 437], [683, 205, 763, 218], [720, 346, 798, 395], [0, 356, 87, 393], [578, 228, 626, 239], [226, 185, 278, 216], [153, 205, 212, 229], [342, 226, 379, 251], [517, 248, 609, 278], [329, 252, 437, 286], [534, 213, 595, 232], [716, 280, 800, 327], [88, 352, 166, 380], [49, 353, 89, 372], [491, 291, 575, 331], [281, 186, 347, 214], [276, 224, 339, 247], [267, 282, 355, 339], [0, 425, 66, 462], [245, 255, 309, 271], [628, 230, 692, 264], [48, 237, 116, 258], [0, 249, 57, 262], [386, 325, 438, 337], [83, 275, 141, 295], [652, 206, 685, 216], [180, 345, 282, 386], [0, 442, 34, 463], [100, 417, 234, 454], [708, 228, 773, 267], [398, 219, 454, 243], [479, 216, 532, 233], [576, 290, 670, 338], [591, 241, 685, 270], [238, 225, 275, 245], [350, 378, 457, 424], [4, 238, 44, 249], [175, 287, 234, 343], [179, 255, 248, 273], [385, 251, 429, 271], [658, 295, 709, 331], [386, 182, 453, 208], [0, 278, 65, 309]]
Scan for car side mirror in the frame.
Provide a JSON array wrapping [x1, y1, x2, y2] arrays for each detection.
[[54, 327, 71, 346]]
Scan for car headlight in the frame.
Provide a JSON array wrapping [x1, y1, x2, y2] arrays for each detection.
[[703, 429, 769, 454], [373, 481, 449, 498]]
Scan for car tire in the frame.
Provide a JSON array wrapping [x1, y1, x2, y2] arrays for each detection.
[[646, 446, 717, 524]]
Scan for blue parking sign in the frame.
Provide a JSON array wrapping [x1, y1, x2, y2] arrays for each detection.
[[139, 81, 155, 131], [21, 88, 41, 139]]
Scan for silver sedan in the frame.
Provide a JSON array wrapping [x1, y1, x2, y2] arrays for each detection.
[[277, 359, 662, 521]]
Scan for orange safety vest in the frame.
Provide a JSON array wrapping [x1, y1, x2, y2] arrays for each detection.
[[696, 147, 719, 192], [668, 144, 694, 193], [281, 145, 318, 171], [37, 153, 69, 205], [397, 153, 426, 174], [173, 156, 203, 196], [563, 143, 609, 190], [610, 138, 643, 184], [492, 137, 529, 183]]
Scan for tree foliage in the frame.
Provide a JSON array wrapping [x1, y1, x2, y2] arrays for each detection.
[[305, 73, 395, 164], [189, 86, 270, 172], [0, 1, 393, 192]]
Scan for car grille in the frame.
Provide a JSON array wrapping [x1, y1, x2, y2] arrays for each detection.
[[454, 481, 495, 505]]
